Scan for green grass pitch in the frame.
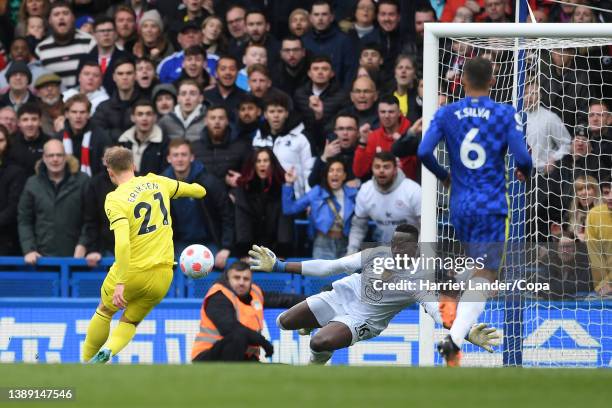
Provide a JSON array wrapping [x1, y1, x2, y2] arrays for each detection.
[[0, 364, 609, 408]]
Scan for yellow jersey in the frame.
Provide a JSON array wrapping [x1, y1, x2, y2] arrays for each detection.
[[104, 173, 206, 280]]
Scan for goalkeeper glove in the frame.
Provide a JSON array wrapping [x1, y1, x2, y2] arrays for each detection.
[[466, 323, 500, 353], [248, 245, 285, 272]]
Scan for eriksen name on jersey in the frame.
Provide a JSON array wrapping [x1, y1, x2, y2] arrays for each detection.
[[453, 107, 491, 120]]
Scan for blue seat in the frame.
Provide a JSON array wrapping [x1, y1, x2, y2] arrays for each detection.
[[302, 275, 345, 296], [185, 272, 222, 298], [252, 272, 299, 294], [71, 272, 106, 297], [0, 271, 60, 297]]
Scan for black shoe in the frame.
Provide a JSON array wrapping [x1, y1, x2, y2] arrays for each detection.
[[437, 335, 462, 367]]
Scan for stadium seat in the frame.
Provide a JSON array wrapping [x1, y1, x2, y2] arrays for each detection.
[[0, 271, 60, 297], [252, 272, 300, 294], [185, 272, 222, 298], [301, 275, 345, 296], [70, 272, 106, 297]]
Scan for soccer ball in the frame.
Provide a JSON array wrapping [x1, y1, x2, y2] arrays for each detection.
[[180, 244, 215, 279]]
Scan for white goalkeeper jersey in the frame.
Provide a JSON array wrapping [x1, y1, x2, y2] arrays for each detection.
[[302, 246, 439, 332]]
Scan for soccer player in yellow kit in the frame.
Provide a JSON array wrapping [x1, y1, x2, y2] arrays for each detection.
[[84, 146, 206, 363]]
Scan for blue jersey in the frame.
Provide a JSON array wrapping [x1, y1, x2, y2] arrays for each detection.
[[418, 96, 532, 217]]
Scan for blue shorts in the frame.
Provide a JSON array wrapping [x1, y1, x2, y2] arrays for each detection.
[[451, 214, 507, 271]]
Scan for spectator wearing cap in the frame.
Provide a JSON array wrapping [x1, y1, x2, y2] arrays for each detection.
[[35, 1, 97, 91], [302, 1, 357, 88], [0, 61, 38, 112], [132, 9, 174, 66], [61, 60, 109, 115], [34, 73, 64, 136], [7, 103, 51, 176], [158, 79, 206, 143], [157, 21, 218, 85], [91, 58, 144, 143], [152, 83, 177, 116], [87, 15, 129, 96], [0, 37, 50, 90], [168, 0, 210, 50]]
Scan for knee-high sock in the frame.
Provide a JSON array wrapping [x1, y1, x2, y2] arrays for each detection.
[[106, 321, 137, 356], [309, 349, 332, 365], [449, 277, 489, 348], [82, 310, 112, 361]]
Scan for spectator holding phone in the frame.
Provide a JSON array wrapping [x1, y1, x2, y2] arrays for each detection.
[[309, 113, 361, 188]]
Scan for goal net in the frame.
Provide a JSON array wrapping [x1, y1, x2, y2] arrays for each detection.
[[420, 23, 612, 367]]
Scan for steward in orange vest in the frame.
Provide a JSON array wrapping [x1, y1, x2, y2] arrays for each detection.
[[191, 261, 305, 362]]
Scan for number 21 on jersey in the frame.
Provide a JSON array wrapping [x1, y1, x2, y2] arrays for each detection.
[[134, 192, 169, 235]]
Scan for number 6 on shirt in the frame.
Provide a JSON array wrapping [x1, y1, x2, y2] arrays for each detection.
[[460, 128, 486, 169]]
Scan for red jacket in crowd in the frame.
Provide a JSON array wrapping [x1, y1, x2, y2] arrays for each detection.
[[352, 116, 418, 181]]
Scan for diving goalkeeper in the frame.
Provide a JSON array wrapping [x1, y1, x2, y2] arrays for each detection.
[[249, 224, 500, 364]]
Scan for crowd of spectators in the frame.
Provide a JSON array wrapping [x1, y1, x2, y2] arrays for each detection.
[[0, 0, 609, 296]]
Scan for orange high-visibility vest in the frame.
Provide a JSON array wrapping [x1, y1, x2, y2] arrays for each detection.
[[191, 282, 264, 361]]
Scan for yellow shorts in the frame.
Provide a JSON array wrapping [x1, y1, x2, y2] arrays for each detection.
[[101, 264, 173, 322]]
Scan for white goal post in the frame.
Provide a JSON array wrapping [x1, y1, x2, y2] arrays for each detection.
[[419, 23, 612, 367]]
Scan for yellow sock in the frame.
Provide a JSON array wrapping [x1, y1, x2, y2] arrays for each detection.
[[106, 321, 137, 356], [82, 310, 111, 362]]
